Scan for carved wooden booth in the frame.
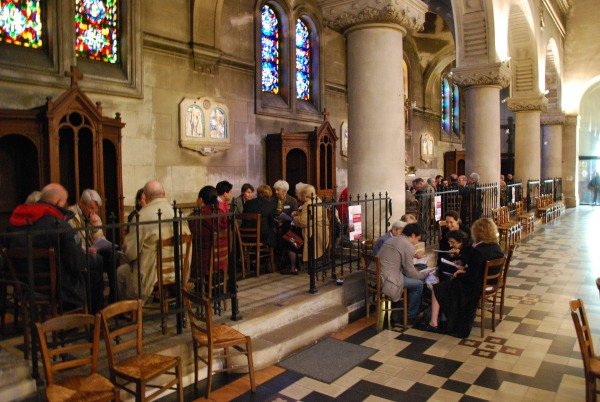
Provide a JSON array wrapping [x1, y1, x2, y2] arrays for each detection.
[[265, 119, 338, 199], [0, 77, 125, 231], [444, 150, 466, 178]]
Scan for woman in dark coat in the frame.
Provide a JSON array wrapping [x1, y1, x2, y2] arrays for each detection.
[[437, 210, 470, 278], [427, 218, 504, 338]]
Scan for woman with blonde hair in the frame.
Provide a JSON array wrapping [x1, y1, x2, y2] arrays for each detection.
[[421, 217, 503, 337], [291, 184, 330, 272]]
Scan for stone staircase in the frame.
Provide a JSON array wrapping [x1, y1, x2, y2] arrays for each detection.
[[0, 269, 366, 401]]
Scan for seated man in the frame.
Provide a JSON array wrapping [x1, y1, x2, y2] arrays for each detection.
[[376, 223, 428, 325], [7, 183, 104, 313], [372, 220, 406, 256], [117, 180, 190, 303], [68, 189, 117, 302], [242, 184, 277, 247]]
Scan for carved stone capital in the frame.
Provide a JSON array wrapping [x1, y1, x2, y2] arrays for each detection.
[[541, 113, 565, 125], [451, 62, 511, 88], [506, 95, 548, 113], [319, 0, 428, 34], [564, 114, 578, 127]]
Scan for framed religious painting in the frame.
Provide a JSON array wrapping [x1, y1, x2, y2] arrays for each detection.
[[179, 97, 231, 155]]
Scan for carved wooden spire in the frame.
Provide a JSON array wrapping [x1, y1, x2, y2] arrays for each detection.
[[65, 66, 83, 87]]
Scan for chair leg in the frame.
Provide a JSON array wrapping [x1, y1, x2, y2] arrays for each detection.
[[269, 248, 276, 273], [193, 342, 199, 390], [246, 338, 256, 392], [137, 382, 145, 402], [376, 299, 384, 332], [491, 297, 496, 332], [480, 299, 485, 338], [402, 291, 408, 331], [206, 346, 213, 398], [176, 359, 184, 402], [499, 290, 505, 321]]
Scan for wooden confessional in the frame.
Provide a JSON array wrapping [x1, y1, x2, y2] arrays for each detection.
[[444, 150, 466, 178], [0, 68, 125, 231], [265, 118, 338, 200]]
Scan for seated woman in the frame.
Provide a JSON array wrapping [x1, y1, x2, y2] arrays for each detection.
[[188, 186, 228, 291], [242, 184, 277, 247], [426, 218, 503, 338], [437, 210, 469, 277], [290, 184, 330, 274]]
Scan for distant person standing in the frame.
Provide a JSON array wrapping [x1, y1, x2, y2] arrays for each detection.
[[589, 172, 600, 205]]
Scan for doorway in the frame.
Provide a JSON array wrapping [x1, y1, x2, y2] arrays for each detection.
[[578, 157, 600, 205]]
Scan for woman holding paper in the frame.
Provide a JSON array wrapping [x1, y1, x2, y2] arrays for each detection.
[[423, 218, 503, 337], [437, 211, 469, 278]]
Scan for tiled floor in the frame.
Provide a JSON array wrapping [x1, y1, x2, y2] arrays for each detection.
[[183, 206, 598, 401]]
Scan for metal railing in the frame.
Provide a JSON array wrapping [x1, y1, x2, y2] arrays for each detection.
[[305, 192, 392, 294]]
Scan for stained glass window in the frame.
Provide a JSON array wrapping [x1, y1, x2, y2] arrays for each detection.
[[441, 78, 450, 133], [0, 0, 43, 48], [452, 84, 460, 135], [296, 19, 310, 100], [261, 5, 279, 94], [75, 0, 118, 63]]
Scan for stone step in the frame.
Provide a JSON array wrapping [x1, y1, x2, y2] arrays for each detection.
[[0, 349, 38, 402]]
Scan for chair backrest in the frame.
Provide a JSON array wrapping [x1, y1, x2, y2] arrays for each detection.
[[156, 234, 193, 287], [182, 290, 212, 346], [360, 252, 381, 298], [99, 299, 144, 369], [570, 298, 595, 373], [35, 313, 99, 385], [6, 247, 58, 312], [236, 213, 262, 248], [482, 257, 506, 295], [502, 245, 515, 286]]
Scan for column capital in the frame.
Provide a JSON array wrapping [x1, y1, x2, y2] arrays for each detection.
[[541, 113, 565, 125], [319, 0, 428, 34], [451, 62, 511, 88], [506, 95, 548, 113], [564, 114, 578, 126]]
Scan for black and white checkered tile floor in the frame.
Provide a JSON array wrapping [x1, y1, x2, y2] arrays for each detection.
[[226, 207, 597, 401]]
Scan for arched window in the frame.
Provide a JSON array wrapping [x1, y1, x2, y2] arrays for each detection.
[[452, 84, 460, 135], [295, 19, 310, 100], [0, 0, 42, 48], [261, 4, 280, 94], [75, 0, 119, 63], [441, 78, 451, 133]]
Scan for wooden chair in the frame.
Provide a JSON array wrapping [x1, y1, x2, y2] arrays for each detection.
[[182, 290, 255, 398], [498, 245, 515, 322], [478, 257, 506, 338], [154, 234, 192, 334], [515, 201, 534, 235], [492, 206, 521, 251], [35, 313, 119, 402], [99, 300, 183, 402], [5, 247, 85, 359], [360, 253, 408, 332], [235, 213, 275, 277], [207, 230, 229, 302], [570, 298, 600, 402], [360, 238, 375, 255]]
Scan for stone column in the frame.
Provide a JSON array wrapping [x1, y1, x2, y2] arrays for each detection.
[[562, 114, 579, 207], [321, 0, 427, 221], [541, 114, 564, 179], [451, 63, 511, 184], [506, 95, 548, 183]]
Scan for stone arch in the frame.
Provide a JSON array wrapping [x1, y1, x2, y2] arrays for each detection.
[[191, 0, 224, 48], [507, 0, 538, 96], [423, 47, 456, 111], [294, 3, 323, 109], [451, 0, 494, 66], [544, 38, 561, 113]]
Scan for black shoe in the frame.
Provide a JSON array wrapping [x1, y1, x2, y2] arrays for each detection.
[[415, 321, 438, 333]]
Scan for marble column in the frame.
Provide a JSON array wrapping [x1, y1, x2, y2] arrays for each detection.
[[321, 0, 427, 220], [451, 63, 511, 184], [562, 114, 579, 207], [541, 114, 565, 179], [506, 96, 548, 183]]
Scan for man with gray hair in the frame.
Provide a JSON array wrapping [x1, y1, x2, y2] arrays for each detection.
[[372, 220, 407, 256], [68, 189, 104, 249]]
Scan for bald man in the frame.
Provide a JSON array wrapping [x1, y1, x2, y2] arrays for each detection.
[[117, 180, 190, 302], [6, 183, 104, 312]]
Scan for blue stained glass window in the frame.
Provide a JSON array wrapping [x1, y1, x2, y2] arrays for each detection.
[[296, 19, 310, 100], [261, 5, 279, 94], [441, 78, 450, 133], [452, 84, 460, 135], [75, 0, 119, 63], [0, 0, 43, 48]]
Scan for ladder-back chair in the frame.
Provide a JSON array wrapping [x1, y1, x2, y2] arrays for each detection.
[[235, 213, 275, 277], [570, 298, 600, 402], [478, 257, 506, 338]]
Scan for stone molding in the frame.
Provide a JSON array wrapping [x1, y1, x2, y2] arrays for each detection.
[[506, 95, 548, 113], [451, 62, 511, 88], [541, 113, 565, 125], [319, 0, 427, 34], [564, 114, 578, 127]]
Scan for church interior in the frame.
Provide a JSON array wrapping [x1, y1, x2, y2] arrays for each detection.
[[1, 0, 600, 401]]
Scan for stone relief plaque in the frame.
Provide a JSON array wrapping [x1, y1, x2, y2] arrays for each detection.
[[420, 133, 434, 164], [340, 121, 348, 157], [179, 97, 230, 155]]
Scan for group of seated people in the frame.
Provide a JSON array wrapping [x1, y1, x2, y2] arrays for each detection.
[[3, 178, 330, 315], [373, 209, 503, 338]]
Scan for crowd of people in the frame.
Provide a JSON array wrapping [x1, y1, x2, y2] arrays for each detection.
[[3, 178, 333, 313]]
